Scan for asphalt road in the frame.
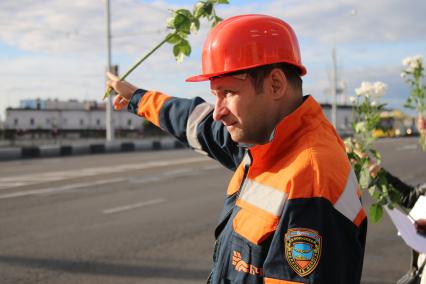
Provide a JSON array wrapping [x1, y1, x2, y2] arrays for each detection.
[[0, 137, 425, 284]]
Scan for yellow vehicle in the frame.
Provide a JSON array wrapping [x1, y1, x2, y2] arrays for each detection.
[[372, 110, 414, 138]]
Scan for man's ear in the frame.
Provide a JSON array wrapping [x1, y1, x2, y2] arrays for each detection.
[[269, 68, 287, 99]]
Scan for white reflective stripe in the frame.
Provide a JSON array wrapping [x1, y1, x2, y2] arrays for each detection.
[[334, 170, 362, 222], [239, 179, 288, 216], [242, 152, 252, 166], [186, 102, 214, 152]]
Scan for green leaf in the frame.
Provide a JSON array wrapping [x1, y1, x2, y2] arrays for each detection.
[[173, 39, 191, 63], [212, 15, 222, 27], [166, 33, 183, 44], [368, 185, 376, 196], [174, 13, 191, 32], [359, 166, 371, 189], [190, 18, 200, 34], [167, 9, 193, 33], [173, 44, 181, 58], [217, 0, 229, 3], [175, 9, 193, 20], [180, 40, 191, 56], [369, 149, 381, 163], [369, 203, 383, 223], [388, 187, 401, 204], [193, 2, 205, 18], [204, 2, 213, 16]]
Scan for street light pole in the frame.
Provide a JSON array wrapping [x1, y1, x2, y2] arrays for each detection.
[[105, 0, 114, 141], [331, 47, 337, 129]]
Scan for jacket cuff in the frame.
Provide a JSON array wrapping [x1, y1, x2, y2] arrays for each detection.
[[127, 89, 148, 114]]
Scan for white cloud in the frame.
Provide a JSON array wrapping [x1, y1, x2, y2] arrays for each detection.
[[0, 0, 425, 120]]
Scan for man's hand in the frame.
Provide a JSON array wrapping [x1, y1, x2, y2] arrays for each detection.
[[106, 72, 138, 111], [415, 219, 426, 236]]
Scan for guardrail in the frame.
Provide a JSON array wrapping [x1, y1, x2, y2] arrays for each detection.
[[0, 138, 186, 161]]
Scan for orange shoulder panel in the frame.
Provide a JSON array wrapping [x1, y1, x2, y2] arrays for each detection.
[[249, 134, 352, 205], [137, 91, 171, 127]]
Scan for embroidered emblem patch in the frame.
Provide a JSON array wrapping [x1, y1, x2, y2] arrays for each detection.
[[285, 228, 322, 277]]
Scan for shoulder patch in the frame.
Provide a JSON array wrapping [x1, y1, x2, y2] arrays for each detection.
[[285, 228, 322, 277]]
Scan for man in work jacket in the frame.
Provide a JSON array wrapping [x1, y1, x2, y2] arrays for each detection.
[[107, 14, 367, 284]]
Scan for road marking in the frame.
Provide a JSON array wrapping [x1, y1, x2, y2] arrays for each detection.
[[0, 178, 125, 200], [396, 144, 418, 151], [202, 165, 222, 170], [102, 198, 165, 214], [0, 156, 209, 190]]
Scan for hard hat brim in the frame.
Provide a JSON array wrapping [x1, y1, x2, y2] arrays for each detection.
[[185, 62, 307, 82]]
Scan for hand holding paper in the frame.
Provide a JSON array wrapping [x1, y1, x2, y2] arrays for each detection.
[[385, 196, 426, 254]]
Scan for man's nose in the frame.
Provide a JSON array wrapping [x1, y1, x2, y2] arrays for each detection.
[[213, 98, 229, 121]]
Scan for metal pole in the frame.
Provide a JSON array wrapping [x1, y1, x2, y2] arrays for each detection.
[[331, 47, 337, 129], [105, 0, 114, 141]]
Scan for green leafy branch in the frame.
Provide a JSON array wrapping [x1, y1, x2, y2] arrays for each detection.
[[345, 83, 401, 223], [401, 55, 426, 150], [103, 0, 229, 99]]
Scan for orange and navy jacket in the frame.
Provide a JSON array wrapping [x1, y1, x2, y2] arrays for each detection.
[[127, 89, 367, 284]]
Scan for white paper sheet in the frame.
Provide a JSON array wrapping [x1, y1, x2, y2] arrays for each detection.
[[385, 206, 426, 254], [410, 196, 426, 220]]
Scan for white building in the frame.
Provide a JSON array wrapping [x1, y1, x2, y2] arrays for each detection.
[[4, 98, 354, 137], [4, 98, 146, 139], [4, 108, 144, 131], [320, 103, 354, 136]]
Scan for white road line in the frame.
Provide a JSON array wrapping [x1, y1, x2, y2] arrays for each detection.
[[102, 198, 165, 215], [396, 144, 418, 151], [0, 156, 209, 190], [0, 178, 125, 200], [202, 165, 222, 170]]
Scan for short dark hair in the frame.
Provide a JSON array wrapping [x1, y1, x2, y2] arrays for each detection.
[[246, 63, 303, 94]]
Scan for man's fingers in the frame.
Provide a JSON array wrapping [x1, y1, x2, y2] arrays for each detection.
[[113, 95, 130, 110], [107, 72, 119, 81]]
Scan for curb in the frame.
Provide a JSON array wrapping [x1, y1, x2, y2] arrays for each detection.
[[0, 138, 186, 161]]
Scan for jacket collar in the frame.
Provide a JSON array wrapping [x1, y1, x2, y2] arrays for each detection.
[[248, 95, 325, 165]]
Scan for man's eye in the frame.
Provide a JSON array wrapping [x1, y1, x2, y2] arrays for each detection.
[[224, 90, 236, 96]]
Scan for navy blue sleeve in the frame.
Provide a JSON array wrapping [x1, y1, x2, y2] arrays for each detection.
[[127, 89, 245, 171]]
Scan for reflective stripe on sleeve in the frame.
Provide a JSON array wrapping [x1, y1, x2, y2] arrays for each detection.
[[186, 102, 214, 154], [239, 179, 288, 217], [333, 170, 365, 225]]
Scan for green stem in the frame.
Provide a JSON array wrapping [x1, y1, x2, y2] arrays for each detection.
[[103, 33, 176, 99]]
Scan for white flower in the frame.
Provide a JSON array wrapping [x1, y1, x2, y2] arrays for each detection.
[[413, 54, 423, 62], [402, 55, 423, 72], [373, 81, 387, 97], [371, 100, 377, 106], [349, 96, 356, 103], [354, 81, 387, 99], [355, 81, 373, 97], [354, 121, 366, 133], [400, 72, 406, 78], [402, 57, 412, 66]]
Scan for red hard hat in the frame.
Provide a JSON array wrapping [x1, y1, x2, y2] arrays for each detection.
[[186, 14, 307, 82]]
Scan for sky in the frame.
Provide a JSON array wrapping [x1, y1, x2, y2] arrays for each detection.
[[0, 0, 425, 121]]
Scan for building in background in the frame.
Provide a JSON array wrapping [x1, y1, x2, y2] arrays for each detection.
[[320, 103, 353, 137], [3, 98, 148, 141], [3, 97, 357, 141]]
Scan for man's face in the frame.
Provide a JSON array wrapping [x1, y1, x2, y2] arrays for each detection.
[[210, 74, 272, 144]]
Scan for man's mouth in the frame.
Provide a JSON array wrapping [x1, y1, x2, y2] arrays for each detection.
[[223, 121, 237, 127]]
